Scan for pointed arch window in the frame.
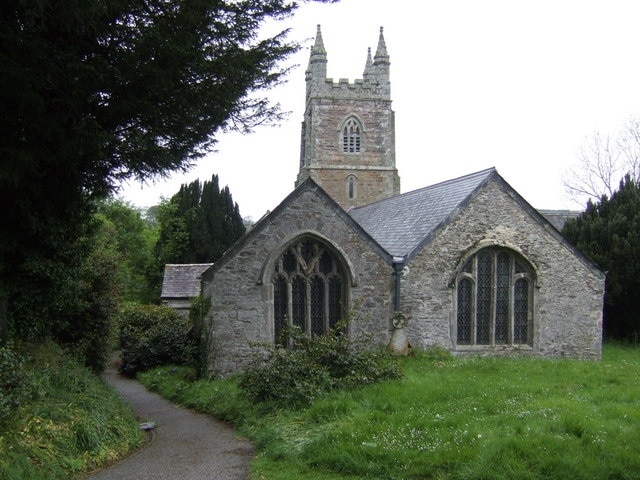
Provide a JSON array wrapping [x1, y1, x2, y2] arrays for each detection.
[[455, 248, 533, 347], [272, 238, 347, 344], [342, 117, 361, 153]]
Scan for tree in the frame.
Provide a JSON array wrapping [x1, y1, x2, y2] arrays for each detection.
[[0, 0, 335, 344], [562, 175, 640, 342], [97, 200, 159, 303], [564, 118, 640, 205], [149, 174, 245, 298]]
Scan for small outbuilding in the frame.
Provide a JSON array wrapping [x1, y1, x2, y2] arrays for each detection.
[[160, 263, 213, 316]]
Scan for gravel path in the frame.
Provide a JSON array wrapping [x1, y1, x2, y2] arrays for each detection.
[[86, 361, 254, 480]]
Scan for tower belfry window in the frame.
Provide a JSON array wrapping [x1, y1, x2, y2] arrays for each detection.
[[342, 118, 361, 153]]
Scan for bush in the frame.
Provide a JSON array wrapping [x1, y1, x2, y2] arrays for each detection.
[[118, 304, 196, 376], [239, 325, 403, 409], [0, 342, 31, 423]]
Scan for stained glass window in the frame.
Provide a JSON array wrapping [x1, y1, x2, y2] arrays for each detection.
[[476, 252, 492, 345], [457, 278, 472, 345], [274, 276, 288, 345], [495, 252, 510, 344], [292, 276, 306, 331], [514, 278, 529, 343], [272, 238, 347, 342], [455, 248, 532, 347]]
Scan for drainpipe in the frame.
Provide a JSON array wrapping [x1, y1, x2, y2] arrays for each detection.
[[389, 256, 411, 355], [392, 256, 405, 312]]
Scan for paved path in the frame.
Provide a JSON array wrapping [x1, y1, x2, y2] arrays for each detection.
[[87, 361, 254, 480]]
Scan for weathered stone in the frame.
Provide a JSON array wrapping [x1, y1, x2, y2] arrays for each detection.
[[198, 27, 604, 377]]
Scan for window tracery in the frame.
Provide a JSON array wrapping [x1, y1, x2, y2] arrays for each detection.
[[272, 238, 346, 344], [342, 117, 361, 153], [455, 248, 533, 347]]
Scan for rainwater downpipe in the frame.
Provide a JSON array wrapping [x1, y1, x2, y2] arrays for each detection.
[[392, 256, 405, 312]]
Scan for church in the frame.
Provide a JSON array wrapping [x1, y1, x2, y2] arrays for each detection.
[[200, 26, 605, 376]]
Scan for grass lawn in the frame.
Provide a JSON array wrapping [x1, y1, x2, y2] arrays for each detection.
[[139, 344, 640, 480]]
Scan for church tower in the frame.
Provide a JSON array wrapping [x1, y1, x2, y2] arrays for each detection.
[[296, 26, 400, 209]]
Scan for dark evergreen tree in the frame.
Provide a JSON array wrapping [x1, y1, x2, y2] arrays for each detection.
[[562, 175, 640, 341], [0, 0, 334, 344], [150, 175, 245, 298]]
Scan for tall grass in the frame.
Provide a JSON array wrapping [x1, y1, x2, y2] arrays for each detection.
[[0, 343, 144, 480], [139, 344, 640, 480]]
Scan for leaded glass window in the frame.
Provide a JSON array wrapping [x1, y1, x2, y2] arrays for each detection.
[[347, 175, 356, 200], [342, 118, 361, 153], [455, 248, 533, 347], [457, 278, 473, 345], [272, 238, 347, 344]]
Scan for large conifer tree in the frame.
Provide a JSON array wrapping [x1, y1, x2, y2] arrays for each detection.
[[150, 175, 245, 297], [562, 175, 640, 341], [0, 0, 334, 343]]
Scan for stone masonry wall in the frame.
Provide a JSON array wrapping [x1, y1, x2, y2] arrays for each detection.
[[202, 185, 395, 377], [400, 180, 604, 359], [297, 94, 400, 209]]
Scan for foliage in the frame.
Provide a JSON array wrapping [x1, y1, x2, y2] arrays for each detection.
[[97, 199, 159, 303], [118, 304, 197, 376], [0, 342, 144, 480], [61, 217, 123, 372], [238, 326, 403, 409], [148, 174, 245, 298], [8, 209, 122, 372], [562, 175, 640, 341], [0, 0, 332, 352], [139, 344, 640, 480], [0, 343, 31, 425]]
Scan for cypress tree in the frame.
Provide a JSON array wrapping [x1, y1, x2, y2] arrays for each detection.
[[562, 175, 640, 341], [155, 174, 245, 268]]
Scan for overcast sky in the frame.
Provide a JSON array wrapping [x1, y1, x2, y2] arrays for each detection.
[[119, 0, 640, 221]]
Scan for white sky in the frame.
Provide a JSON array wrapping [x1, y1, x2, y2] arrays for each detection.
[[118, 0, 640, 221]]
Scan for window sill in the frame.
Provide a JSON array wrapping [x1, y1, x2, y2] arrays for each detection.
[[454, 344, 533, 353]]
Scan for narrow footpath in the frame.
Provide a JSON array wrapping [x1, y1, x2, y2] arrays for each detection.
[[87, 359, 254, 480]]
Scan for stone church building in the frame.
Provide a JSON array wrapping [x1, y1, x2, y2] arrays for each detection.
[[200, 26, 605, 376]]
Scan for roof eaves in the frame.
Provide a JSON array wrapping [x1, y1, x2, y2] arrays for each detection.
[[202, 179, 394, 283], [491, 174, 606, 279]]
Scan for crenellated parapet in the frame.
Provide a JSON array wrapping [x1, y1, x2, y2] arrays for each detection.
[[305, 26, 391, 101], [298, 25, 399, 210]]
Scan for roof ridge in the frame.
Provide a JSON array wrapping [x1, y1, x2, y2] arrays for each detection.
[[351, 167, 496, 212]]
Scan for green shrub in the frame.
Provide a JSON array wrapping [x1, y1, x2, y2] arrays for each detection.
[[239, 325, 402, 409], [118, 304, 196, 376], [0, 342, 31, 423], [0, 342, 144, 479]]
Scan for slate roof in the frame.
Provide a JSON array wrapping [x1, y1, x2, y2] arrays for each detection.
[[160, 263, 213, 299], [349, 168, 497, 260], [538, 209, 581, 231]]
